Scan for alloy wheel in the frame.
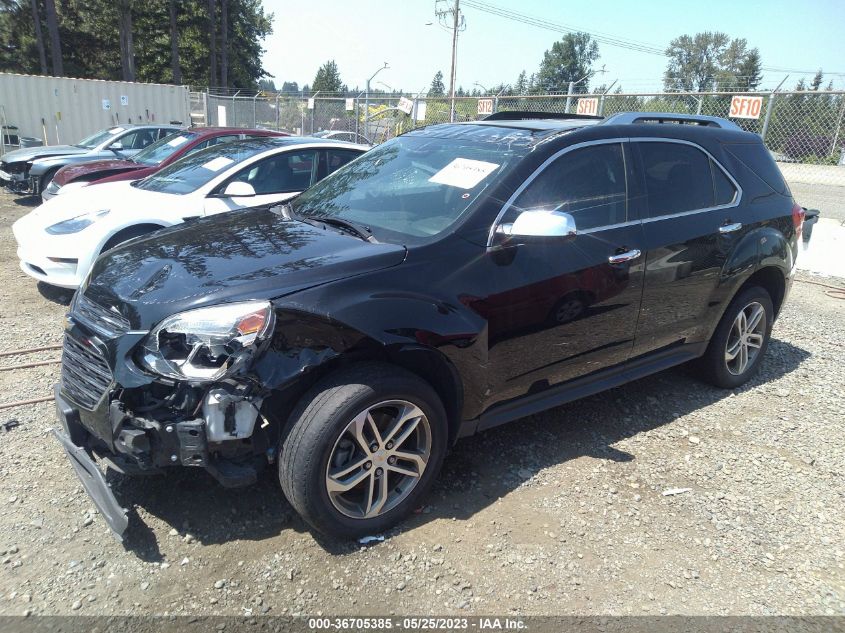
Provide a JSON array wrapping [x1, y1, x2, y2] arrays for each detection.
[[724, 301, 766, 376], [325, 400, 432, 519]]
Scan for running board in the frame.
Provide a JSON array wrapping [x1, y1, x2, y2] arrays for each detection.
[[462, 343, 706, 436]]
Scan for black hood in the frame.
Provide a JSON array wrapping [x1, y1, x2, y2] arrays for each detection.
[[83, 207, 407, 329]]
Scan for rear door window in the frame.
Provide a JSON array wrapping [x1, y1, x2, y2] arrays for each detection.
[[228, 150, 318, 194], [326, 149, 360, 175], [637, 142, 714, 217]]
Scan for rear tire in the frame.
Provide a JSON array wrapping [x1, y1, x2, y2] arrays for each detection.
[[279, 363, 448, 539], [696, 285, 774, 389]]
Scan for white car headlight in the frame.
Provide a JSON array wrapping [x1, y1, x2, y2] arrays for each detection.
[[45, 209, 110, 235], [55, 181, 88, 195], [139, 301, 275, 381]]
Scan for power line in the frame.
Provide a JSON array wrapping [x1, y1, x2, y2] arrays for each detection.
[[461, 0, 667, 56], [462, 0, 844, 78]]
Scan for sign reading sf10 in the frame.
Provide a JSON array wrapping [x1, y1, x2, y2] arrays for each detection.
[[729, 95, 764, 119]]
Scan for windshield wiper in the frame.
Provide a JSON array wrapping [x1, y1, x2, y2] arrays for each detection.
[[279, 204, 377, 243], [313, 216, 378, 243]]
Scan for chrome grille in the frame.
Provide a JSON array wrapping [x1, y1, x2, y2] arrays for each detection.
[[73, 294, 130, 338], [61, 334, 113, 410]]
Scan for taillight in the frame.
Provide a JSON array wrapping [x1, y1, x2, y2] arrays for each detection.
[[791, 202, 805, 240]]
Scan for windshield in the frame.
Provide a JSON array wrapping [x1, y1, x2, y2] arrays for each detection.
[[75, 127, 123, 149], [132, 131, 198, 166], [134, 140, 272, 195], [291, 134, 521, 243]]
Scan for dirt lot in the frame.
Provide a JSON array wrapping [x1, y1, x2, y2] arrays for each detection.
[[1, 191, 843, 617]]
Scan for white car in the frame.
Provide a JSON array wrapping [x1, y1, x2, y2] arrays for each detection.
[[12, 137, 366, 288]]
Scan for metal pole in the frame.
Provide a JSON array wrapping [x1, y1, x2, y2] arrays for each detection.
[[829, 94, 845, 158], [564, 81, 574, 114], [232, 89, 240, 126], [448, 0, 460, 122], [760, 75, 789, 142], [598, 80, 617, 117], [308, 90, 320, 134], [275, 93, 280, 130], [365, 79, 370, 138], [253, 94, 257, 128], [363, 64, 388, 139]]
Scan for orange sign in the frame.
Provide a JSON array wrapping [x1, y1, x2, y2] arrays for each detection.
[[576, 98, 599, 116], [729, 95, 764, 119]]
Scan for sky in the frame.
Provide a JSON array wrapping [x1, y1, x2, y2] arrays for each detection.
[[261, 0, 845, 94]]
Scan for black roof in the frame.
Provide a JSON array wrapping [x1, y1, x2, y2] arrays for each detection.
[[407, 112, 758, 147]]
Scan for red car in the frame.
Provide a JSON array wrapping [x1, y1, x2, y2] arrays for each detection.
[[41, 127, 288, 202]]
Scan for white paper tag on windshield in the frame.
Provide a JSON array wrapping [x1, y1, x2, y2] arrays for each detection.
[[201, 156, 234, 171], [167, 135, 190, 147], [108, 127, 125, 134], [429, 158, 500, 189]]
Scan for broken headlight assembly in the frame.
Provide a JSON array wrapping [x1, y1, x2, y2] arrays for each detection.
[[139, 301, 274, 381]]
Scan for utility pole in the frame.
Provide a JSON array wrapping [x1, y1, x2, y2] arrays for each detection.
[[435, 0, 465, 123]]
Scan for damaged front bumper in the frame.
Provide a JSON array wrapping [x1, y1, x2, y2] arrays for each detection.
[[52, 386, 129, 541]]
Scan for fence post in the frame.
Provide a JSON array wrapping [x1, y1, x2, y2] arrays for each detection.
[[760, 75, 789, 143], [275, 93, 280, 130], [760, 93, 776, 142], [564, 81, 574, 114], [253, 94, 258, 128], [829, 95, 845, 158]]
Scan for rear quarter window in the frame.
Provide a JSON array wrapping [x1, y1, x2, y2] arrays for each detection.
[[722, 142, 789, 195]]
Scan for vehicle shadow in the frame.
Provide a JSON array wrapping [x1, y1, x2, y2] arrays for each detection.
[[12, 195, 39, 207], [36, 281, 74, 306], [117, 337, 811, 559]]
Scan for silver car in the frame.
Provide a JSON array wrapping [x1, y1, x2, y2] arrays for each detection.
[[0, 124, 181, 196]]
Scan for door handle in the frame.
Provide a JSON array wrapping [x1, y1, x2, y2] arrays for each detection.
[[608, 249, 641, 264], [719, 222, 743, 234]]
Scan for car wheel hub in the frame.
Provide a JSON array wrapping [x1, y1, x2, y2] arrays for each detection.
[[724, 301, 766, 376], [325, 400, 432, 520]]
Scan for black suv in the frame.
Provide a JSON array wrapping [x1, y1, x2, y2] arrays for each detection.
[[53, 112, 804, 540]]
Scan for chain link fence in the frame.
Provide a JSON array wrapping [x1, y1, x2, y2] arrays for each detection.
[[192, 89, 845, 202]]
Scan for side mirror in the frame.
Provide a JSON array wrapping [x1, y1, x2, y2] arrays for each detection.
[[222, 181, 256, 197], [508, 209, 577, 238], [110, 141, 124, 152]]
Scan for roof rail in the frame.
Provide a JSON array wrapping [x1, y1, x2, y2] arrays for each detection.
[[603, 112, 742, 131], [483, 111, 603, 122]]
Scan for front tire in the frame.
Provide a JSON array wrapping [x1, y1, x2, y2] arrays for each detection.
[[279, 363, 448, 539], [697, 285, 774, 389], [39, 169, 59, 196]]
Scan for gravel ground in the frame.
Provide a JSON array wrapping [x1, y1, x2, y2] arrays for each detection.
[[1, 191, 843, 617]]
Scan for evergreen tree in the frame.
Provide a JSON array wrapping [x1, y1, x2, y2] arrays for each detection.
[[428, 70, 445, 97], [0, 0, 273, 88], [536, 32, 599, 93], [311, 59, 342, 93], [514, 70, 527, 96]]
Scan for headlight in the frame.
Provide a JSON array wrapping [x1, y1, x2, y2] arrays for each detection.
[[55, 181, 87, 195], [139, 301, 274, 381], [46, 209, 110, 235]]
